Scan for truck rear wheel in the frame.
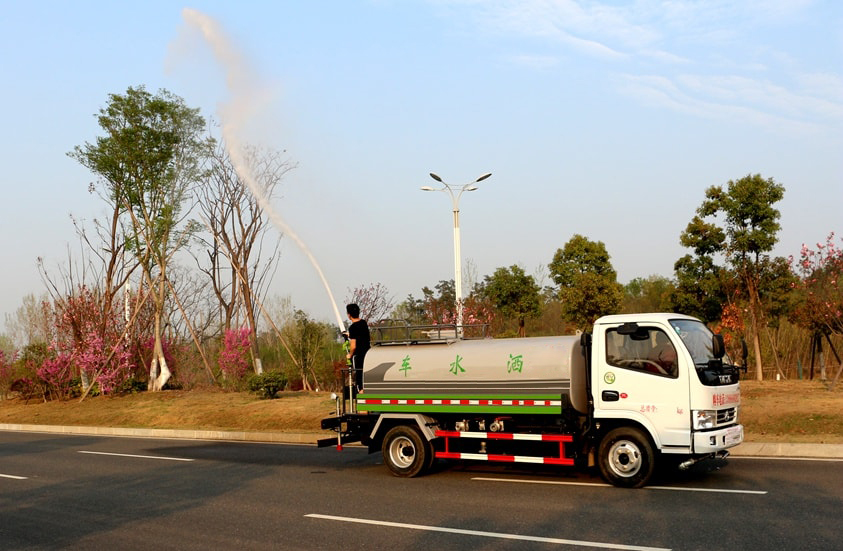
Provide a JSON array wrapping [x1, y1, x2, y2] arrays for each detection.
[[598, 427, 655, 488], [382, 425, 430, 477]]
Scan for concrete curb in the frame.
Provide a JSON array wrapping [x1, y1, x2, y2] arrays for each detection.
[[2, 423, 841, 459], [730, 441, 843, 459], [0, 423, 320, 444]]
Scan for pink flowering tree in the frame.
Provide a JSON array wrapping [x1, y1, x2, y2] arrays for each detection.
[[37, 352, 74, 401], [219, 328, 252, 387], [790, 233, 843, 336], [46, 285, 135, 397]]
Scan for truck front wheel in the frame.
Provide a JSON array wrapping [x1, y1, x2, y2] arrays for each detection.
[[382, 425, 431, 478], [598, 427, 655, 488]]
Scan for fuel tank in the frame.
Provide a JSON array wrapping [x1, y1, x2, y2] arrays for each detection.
[[362, 336, 588, 414]]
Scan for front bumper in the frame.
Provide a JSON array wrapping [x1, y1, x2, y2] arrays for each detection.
[[693, 424, 743, 454]]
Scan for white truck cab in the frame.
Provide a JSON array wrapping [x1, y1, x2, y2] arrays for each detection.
[[591, 314, 743, 480]]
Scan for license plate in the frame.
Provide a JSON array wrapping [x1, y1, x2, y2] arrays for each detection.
[[724, 425, 742, 446]]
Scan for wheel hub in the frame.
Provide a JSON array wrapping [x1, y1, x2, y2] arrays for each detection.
[[608, 440, 642, 477]]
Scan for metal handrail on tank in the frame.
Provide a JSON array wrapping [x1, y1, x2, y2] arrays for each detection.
[[369, 319, 490, 345]]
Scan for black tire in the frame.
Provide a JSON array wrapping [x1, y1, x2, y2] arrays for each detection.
[[382, 425, 431, 478], [598, 427, 655, 488]]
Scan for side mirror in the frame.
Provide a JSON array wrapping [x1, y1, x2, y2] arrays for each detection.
[[712, 334, 725, 359]]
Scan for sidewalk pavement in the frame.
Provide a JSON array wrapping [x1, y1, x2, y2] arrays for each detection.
[[2, 423, 842, 459]]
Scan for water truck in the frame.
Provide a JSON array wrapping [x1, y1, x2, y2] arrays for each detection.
[[318, 313, 744, 488]]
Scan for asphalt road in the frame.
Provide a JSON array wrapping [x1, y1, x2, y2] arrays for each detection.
[[1, 432, 840, 550]]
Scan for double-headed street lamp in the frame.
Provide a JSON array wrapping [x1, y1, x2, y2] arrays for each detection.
[[421, 171, 492, 336]]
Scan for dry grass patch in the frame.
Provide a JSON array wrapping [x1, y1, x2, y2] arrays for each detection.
[[739, 379, 843, 443], [0, 390, 333, 433]]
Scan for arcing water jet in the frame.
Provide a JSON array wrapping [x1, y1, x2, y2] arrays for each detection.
[[180, 8, 345, 334]]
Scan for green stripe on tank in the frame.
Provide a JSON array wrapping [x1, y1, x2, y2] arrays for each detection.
[[356, 393, 563, 414]]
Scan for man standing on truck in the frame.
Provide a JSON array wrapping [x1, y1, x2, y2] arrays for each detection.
[[345, 303, 370, 393]]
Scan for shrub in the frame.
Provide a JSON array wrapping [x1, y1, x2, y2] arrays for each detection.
[[247, 370, 287, 399], [115, 377, 147, 395]]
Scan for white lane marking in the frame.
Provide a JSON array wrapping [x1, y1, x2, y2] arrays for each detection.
[[473, 477, 768, 495], [78, 451, 194, 462], [305, 513, 670, 551], [0, 473, 28, 480]]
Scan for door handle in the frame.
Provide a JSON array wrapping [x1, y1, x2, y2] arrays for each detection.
[[602, 390, 620, 402]]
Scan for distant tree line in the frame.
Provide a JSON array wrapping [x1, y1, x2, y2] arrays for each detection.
[[1, 86, 841, 402]]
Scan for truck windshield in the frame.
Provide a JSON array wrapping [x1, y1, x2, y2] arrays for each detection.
[[670, 319, 739, 386], [669, 319, 728, 366]]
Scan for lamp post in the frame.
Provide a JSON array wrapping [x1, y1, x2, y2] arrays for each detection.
[[421, 171, 492, 337]]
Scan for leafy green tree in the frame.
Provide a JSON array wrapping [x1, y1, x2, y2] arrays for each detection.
[[549, 235, 623, 330], [421, 280, 456, 324], [689, 174, 786, 380], [70, 86, 210, 391], [390, 294, 427, 325], [623, 275, 675, 314], [281, 310, 331, 391], [481, 265, 541, 337], [671, 254, 726, 322], [671, 214, 728, 321]]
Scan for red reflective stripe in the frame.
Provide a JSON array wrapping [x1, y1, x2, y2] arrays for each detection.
[[436, 452, 461, 459], [543, 457, 575, 465], [486, 433, 514, 440], [541, 434, 574, 442], [436, 430, 462, 438], [487, 454, 515, 462]]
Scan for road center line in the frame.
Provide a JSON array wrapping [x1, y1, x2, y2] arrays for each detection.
[[472, 477, 767, 495], [78, 450, 194, 462], [0, 473, 28, 480], [305, 513, 670, 551]]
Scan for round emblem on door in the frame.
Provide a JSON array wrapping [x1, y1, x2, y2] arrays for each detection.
[[604, 372, 616, 384]]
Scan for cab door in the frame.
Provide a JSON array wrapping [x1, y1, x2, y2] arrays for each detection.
[[595, 324, 691, 449]]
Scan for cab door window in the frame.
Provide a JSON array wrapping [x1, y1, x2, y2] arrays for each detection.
[[606, 326, 678, 378]]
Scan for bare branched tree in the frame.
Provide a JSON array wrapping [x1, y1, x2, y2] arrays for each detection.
[[195, 141, 295, 373], [346, 283, 395, 324]]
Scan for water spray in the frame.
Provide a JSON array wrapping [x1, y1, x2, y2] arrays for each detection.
[[181, 8, 346, 335]]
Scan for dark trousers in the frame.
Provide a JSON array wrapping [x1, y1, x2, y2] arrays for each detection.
[[351, 355, 364, 391]]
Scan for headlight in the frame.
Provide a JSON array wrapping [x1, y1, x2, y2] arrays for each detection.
[[692, 410, 717, 430]]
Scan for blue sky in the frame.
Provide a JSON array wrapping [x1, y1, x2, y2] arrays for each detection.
[[1, 0, 841, 329]]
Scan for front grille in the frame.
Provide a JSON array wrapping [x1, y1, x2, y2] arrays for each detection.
[[717, 407, 737, 426]]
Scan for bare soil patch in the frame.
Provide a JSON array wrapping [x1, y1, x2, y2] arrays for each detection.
[[1, 380, 840, 443]]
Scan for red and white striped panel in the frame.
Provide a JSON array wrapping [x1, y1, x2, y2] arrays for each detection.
[[435, 430, 572, 442], [434, 430, 574, 466], [435, 451, 574, 466], [358, 398, 562, 407]]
